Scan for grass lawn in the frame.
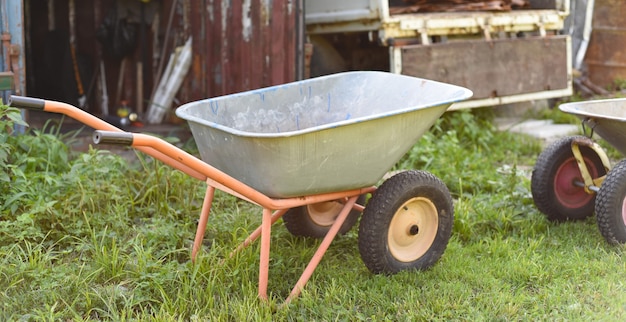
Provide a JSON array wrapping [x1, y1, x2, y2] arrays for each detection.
[[1, 103, 625, 320]]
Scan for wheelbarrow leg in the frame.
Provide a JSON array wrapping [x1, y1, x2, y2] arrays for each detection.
[[230, 209, 288, 257], [284, 195, 358, 304], [259, 208, 273, 300], [192, 185, 216, 261]]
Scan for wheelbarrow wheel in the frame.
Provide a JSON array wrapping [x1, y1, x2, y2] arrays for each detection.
[[595, 159, 626, 244], [282, 195, 366, 239], [531, 136, 606, 221], [358, 170, 453, 274]]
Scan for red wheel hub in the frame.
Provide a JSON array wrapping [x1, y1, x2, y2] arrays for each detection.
[[553, 157, 597, 208]]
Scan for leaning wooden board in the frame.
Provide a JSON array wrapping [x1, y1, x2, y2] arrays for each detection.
[[395, 35, 569, 100]]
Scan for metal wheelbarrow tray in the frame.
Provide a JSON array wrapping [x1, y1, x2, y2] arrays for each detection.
[[10, 71, 472, 304], [531, 98, 626, 245], [176, 71, 471, 198]]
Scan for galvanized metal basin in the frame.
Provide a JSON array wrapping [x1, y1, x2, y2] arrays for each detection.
[[176, 71, 472, 198]]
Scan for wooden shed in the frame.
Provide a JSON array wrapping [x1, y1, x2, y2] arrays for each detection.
[[21, 0, 304, 123]]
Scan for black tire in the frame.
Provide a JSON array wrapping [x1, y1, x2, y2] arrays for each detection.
[[531, 136, 606, 221], [595, 159, 626, 244], [358, 170, 453, 275], [282, 195, 366, 239]]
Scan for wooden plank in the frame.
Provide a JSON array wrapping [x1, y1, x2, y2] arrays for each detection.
[[250, 0, 264, 89], [220, 1, 231, 95], [391, 0, 530, 14], [260, 1, 271, 87], [187, 0, 299, 100], [270, 0, 286, 86], [399, 36, 569, 99], [189, 0, 207, 100], [284, 1, 298, 83], [231, 0, 243, 92]]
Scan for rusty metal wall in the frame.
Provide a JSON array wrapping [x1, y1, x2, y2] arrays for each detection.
[[187, 0, 302, 101], [585, 0, 626, 88], [22, 0, 302, 118]]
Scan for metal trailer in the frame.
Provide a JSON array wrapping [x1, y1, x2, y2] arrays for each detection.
[[531, 97, 626, 245], [305, 0, 572, 109]]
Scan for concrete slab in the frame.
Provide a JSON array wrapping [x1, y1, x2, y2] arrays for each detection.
[[495, 117, 580, 145]]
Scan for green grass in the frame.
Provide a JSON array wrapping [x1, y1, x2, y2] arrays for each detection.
[[1, 104, 625, 320]]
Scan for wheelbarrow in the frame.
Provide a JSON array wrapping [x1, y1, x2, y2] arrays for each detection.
[[531, 97, 626, 245], [10, 71, 472, 303]]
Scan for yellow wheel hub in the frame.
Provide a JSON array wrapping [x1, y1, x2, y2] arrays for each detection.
[[388, 197, 438, 262], [307, 201, 343, 226]]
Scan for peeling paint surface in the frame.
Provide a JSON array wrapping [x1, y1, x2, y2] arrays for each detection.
[[207, 0, 214, 22], [221, 0, 230, 33], [188, 0, 301, 100], [242, 0, 252, 41]]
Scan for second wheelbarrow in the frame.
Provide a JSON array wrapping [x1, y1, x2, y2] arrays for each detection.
[[531, 97, 626, 245], [10, 71, 472, 303]]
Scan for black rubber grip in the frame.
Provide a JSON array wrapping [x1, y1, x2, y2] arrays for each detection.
[[8, 95, 45, 110], [92, 130, 134, 146]]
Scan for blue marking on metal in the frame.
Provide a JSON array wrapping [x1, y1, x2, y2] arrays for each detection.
[[327, 93, 331, 112]]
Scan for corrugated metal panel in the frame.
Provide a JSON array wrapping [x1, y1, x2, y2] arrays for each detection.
[[21, 0, 301, 120], [188, 0, 301, 101], [585, 0, 626, 88]]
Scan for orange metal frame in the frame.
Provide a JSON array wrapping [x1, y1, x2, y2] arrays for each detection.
[[34, 99, 377, 303]]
